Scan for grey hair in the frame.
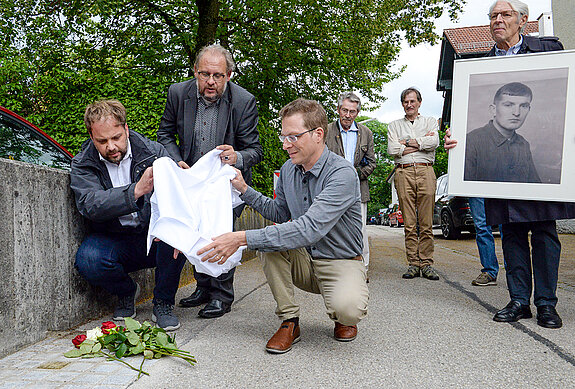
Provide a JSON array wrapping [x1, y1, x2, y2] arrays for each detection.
[[400, 87, 422, 103], [489, 0, 529, 34], [194, 44, 236, 72], [337, 91, 361, 111]]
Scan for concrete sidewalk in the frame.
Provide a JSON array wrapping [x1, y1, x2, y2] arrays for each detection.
[[2, 226, 575, 388]]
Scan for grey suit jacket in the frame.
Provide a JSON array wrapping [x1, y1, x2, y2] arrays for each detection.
[[157, 79, 262, 187], [326, 120, 376, 202]]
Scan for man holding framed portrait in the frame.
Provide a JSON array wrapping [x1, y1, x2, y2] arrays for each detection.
[[446, 0, 575, 329]]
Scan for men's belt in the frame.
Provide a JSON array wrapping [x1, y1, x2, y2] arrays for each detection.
[[314, 255, 363, 260], [396, 162, 433, 168]]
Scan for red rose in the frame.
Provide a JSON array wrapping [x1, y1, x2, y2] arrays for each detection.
[[101, 321, 117, 334], [72, 334, 87, 348]]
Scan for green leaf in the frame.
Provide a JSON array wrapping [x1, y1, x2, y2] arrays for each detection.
[[101, 334, 117, 345], [92, 343, 102, 353], [124, 317, 142, 332], [144, 350, 154, 359], [155, 332, 168, 348], [79, 343, 93, 354], [116, 343, 128, 358], [131, 342, 145, 355], [64, 349, 84, 358], [164, 342, 177, 350], [127, 332, 140, 346]]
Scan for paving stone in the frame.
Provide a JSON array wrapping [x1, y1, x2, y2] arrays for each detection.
[[70, 372, 106, 385], [47, 370, 84, 383], [0, 382, 22, 389], [23, 383, 61, 389], [99, 374, 138, 386]]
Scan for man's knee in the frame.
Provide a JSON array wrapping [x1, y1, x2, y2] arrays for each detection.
[[75, 236, 113, 282], [329, 293, 368, 326]]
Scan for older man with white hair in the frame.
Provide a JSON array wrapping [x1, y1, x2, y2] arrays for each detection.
[[446, 0, 575, 329]]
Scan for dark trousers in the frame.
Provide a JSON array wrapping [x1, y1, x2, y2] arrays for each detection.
[[75, 232, 186, 305], [501, 221, 560, 307], [193, 213, 240, 304], [194, 268, 235, 304]]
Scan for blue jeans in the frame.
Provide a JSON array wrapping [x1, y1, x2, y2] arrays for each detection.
[[75, 232, 186, 305], [468, 197, 499, 279]]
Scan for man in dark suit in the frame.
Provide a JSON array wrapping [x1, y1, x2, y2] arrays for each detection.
[[446, 0, 575, 328], [157, 44, 262, 318], [325, 92, 376, 274]]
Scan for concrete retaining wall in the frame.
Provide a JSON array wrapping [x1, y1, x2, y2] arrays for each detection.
[[0, 158, 270, 358]]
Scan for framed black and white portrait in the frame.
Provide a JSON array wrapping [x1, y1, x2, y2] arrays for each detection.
[[447, 50, 575, 202]]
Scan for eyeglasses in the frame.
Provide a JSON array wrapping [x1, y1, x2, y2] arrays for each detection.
[[278, 128, 317, 143], [197, 71, 227, 82], [489, 10, 517, 21], [340, 108, 358, 115]]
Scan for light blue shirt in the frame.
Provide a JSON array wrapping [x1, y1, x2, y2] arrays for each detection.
[[494, 36, 523, 56], [338, 120, 358, 164]]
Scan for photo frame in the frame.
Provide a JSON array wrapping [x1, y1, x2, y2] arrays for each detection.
[[447, 50, 575, 202]]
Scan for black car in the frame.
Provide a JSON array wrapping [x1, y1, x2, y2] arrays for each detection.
[[433, 174, 474, 239], [0, 106, 73, 170]]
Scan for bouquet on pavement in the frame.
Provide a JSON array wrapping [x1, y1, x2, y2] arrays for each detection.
[[64, 317, 195, 378]]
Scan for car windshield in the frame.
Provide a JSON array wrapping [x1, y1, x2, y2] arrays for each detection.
[[0, 112, 71, 171]]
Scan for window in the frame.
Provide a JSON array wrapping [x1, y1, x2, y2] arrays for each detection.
[[0, 111, 71, 171]]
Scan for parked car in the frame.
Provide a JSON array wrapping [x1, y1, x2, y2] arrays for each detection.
[[0, 106, 73, 170], [389, 204, 403, 227], [433, 173, 475, 239], [381, 206, 393, 226]]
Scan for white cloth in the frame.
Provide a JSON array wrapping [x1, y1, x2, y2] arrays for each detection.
[[147, 150, 245, 277]]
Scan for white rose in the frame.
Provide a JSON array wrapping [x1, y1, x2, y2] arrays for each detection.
[[86, 327, 104, 340]]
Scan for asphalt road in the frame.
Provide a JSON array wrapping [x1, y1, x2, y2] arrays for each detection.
[[128, 225, 575, 388]]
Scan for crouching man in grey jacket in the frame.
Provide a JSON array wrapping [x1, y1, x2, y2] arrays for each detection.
[[71, 99, 185, 331]]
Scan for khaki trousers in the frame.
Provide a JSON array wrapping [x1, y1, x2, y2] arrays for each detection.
[[394, 165, 436, 267], [262, 248, 369, 326]]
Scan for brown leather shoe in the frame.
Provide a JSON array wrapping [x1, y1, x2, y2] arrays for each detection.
[[265, 321, 301, 354], [334, 322, 357, 342]]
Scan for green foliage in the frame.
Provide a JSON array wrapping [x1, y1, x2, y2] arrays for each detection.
[[363, 119, 394, 215], [0, 0, 464, 194]]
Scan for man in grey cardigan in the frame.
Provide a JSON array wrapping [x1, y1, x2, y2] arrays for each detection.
[[326, 92, 376, 274], [157, 44, 262, 318]]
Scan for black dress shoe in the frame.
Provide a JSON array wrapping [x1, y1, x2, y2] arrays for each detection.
[[537, 305, 562, 329], [179, 288, 210, 307], [493, 300, 532, 322], [198, 299, 231, 318]]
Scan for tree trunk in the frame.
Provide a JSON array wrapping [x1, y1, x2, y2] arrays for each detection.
[[192, 0, 221, 76]]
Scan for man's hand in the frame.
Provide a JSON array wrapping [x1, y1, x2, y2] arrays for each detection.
[[178, 160, 190, 169], [217, 144, 237, 165], [197, 231, 247, 264], [402, 146, 419, 155], [231, 167, 248, 194], [134, 167, 154, 199], [444, 128, 458, 152]]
